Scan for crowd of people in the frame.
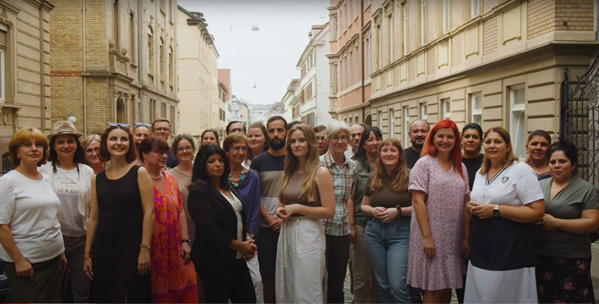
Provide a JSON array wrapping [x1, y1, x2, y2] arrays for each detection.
[[0, 114, 597, 304]]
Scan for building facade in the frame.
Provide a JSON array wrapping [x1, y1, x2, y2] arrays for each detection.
[[218, 68, 232, 126], [0, 0, 54, 170], [297, 24, 332, 127], [250, 103, 270, 124], [366, 0, 597, 159], [51, 0, 178, 136], [177, 5, 221, 139], [230, 96, 250, 128], [328, 0, 373, 125], [281, 78, 300, 122]]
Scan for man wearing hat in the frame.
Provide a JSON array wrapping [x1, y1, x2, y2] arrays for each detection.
[[39, 121, 94, 303]]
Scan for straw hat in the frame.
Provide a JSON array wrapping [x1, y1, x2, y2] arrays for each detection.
[[48, 121, 82, 139]]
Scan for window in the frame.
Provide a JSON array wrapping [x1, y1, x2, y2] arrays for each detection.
[[471, 0, 480, 18], [161, 102, 167, 118], [340, 58, 344, 90], [345, 55, 349, 88], [349, 50, 353, 85], [159, 38, 165, 87], [332, 16, 338, 40], [421, 0, 426, 46], [169, 46, 173, 90], [113, 0, 119, 50], [364, 0, 371, 9], [147, 27, 154, 77], [378, 110, 383, 130], [364, 37, 371, 79], [129, 12, 135, 62], [377, 25, 382, 70], [150, 99, 156, 121], [170, 105, 176, 131], [403, 106, 410, 147], [339, 8, 344, 32], [355, 44, 359, 83], [442, 0, 449, 34], [333, 63, 338, 93], [389, 108, 395, 137], [420, 103, 428, 120], [470, 92, 482, 125], [345, 2, 349, 28], [0, 48, 5, 104], [388, 13, 393, 63], [510, 84, 526, 159], [442, 98, 451, 119], [354, 0, 358, 18], [403, 4, 408, 56]]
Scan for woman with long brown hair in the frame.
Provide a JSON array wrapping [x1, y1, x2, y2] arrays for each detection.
[[274, 124, 335, 303], [361, 137, 412, 303]]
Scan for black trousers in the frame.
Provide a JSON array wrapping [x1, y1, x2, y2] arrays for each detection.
[[325, 234, 350, 304], [196, 258, 256, 304]]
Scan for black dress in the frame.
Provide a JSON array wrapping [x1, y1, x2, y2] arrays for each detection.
[[91, 165, 152, 303]]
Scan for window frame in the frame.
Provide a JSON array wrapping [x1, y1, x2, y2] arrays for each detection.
[[403, 106, 410, 148], [442, 0, 449, 34], [441, 98, 451, 120], [470, 0, 480, 18], [403, 4, 408, 56], [469, 92, 482, 125], [419, 103, 428, 120], [421, 0, 426, 47], [378, 110, 383, 130], [509, 84, 526, 159], [389, 108, 395, 137]]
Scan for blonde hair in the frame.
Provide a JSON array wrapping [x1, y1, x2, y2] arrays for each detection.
[[368, 138, 410, 193], [479, 126, 520, 174], [279, 124, 321, 202], [80, 134, 101, 150]]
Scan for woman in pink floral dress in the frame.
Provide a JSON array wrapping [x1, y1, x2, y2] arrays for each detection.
[[139, 137, 199, 303], [407, 120, 470, 304]]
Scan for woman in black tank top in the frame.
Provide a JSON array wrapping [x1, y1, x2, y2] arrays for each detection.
[[83, 125, 155, 303]]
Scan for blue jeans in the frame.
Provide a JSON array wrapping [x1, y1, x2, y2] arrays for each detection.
[[365, 217, 411, 303]]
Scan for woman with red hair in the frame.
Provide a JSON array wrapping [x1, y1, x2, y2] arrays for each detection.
[[406, 119, 470, 304]]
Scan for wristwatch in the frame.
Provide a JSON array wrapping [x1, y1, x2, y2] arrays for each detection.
[[493, 204, 500, 218], [181, 240, 191, 244], [395, 205, 403, 218]]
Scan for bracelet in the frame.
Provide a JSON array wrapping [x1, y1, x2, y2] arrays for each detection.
[[140, 244, 151, 249], [181, 240, 190, 244], [84, 257, 92, 261]]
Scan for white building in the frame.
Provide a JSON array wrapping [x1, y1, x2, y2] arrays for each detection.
[[281, 79, 300, 122], [230, 96, 250, 128], [250, 104, 271, 124], [295, 23, 332, 127]]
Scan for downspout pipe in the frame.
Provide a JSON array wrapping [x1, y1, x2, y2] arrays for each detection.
[[82, 0, 87, 135], [40, 3, 45, 132], [360, 1, 365, 124], [137, 0, 143, 122]]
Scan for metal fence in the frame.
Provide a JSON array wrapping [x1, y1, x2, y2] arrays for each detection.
[[559, 53, 599, 190]]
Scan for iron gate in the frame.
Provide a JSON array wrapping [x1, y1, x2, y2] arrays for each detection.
[[560, 54, 599, 190]]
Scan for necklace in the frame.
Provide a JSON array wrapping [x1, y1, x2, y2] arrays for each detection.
[[149, 173, 162, 179], [229, 170, 244, 187]]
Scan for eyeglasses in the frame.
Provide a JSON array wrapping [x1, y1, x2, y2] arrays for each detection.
[[177, 146, 193, 153], [154, 127, 170, 132], [330, 136, 349, 143], [230, 146, 248, 152], [86, 148, 99, 155], [107, 122, 130, 129], [134, 122, 152, 128], [151, 149, 167, 157]]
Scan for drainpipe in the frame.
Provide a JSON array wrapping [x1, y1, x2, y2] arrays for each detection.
[[314, 44, 318, 126], [137, 0, 143, 122], [360, 1, 365, 123], [82, 0, 87, 135], [39, 2, 46, 132]]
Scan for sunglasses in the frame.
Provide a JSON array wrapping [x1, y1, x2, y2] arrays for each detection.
[[107, 122, 130, 129], [134, 122, 152, 128]]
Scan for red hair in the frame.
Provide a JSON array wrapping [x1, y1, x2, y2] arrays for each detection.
[[421, 119, 465, 181]]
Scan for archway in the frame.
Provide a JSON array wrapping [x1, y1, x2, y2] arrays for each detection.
[[116, 98, 126, 123], [364, 114, 372, 126]]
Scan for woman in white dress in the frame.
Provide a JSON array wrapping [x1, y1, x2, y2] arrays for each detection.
[[465, 126, 545, 303], [274, 124, 335, 303]]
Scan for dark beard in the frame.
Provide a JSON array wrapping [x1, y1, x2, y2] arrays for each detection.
[[269, 138, 286, 151], [411, 141, 423, 150]]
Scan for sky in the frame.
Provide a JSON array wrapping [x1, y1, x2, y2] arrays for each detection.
[[177, 0, 329, 105]]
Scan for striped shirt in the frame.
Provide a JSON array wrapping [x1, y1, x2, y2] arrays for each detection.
[[320, 152, 357, 236]]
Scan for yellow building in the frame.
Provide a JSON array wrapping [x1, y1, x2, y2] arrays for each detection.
[[341, 0, 598, 160], [0, 0, 54, 170], [177, 5, 224, 139], [50, 0, 178, 136]]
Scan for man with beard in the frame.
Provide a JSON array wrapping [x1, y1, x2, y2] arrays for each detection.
[[250, 116, 288, 304], [404, 120, 430, 169]]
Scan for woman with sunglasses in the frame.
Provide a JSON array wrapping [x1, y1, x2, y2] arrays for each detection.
[[139, 137, 199, 303], [38, 121, 95, 303], [81, 134, 104, 174], [83, 124, 155, 303]]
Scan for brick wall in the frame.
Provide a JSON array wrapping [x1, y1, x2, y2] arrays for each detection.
[[555, 0, 594, 31], [451, 32, 463, 66], [528, 0, 555, 39], [484, 0, 498, 13], [483, 16, 498, 55]]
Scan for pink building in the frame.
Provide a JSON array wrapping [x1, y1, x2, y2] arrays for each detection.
[[328, 0, 374, 125]]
